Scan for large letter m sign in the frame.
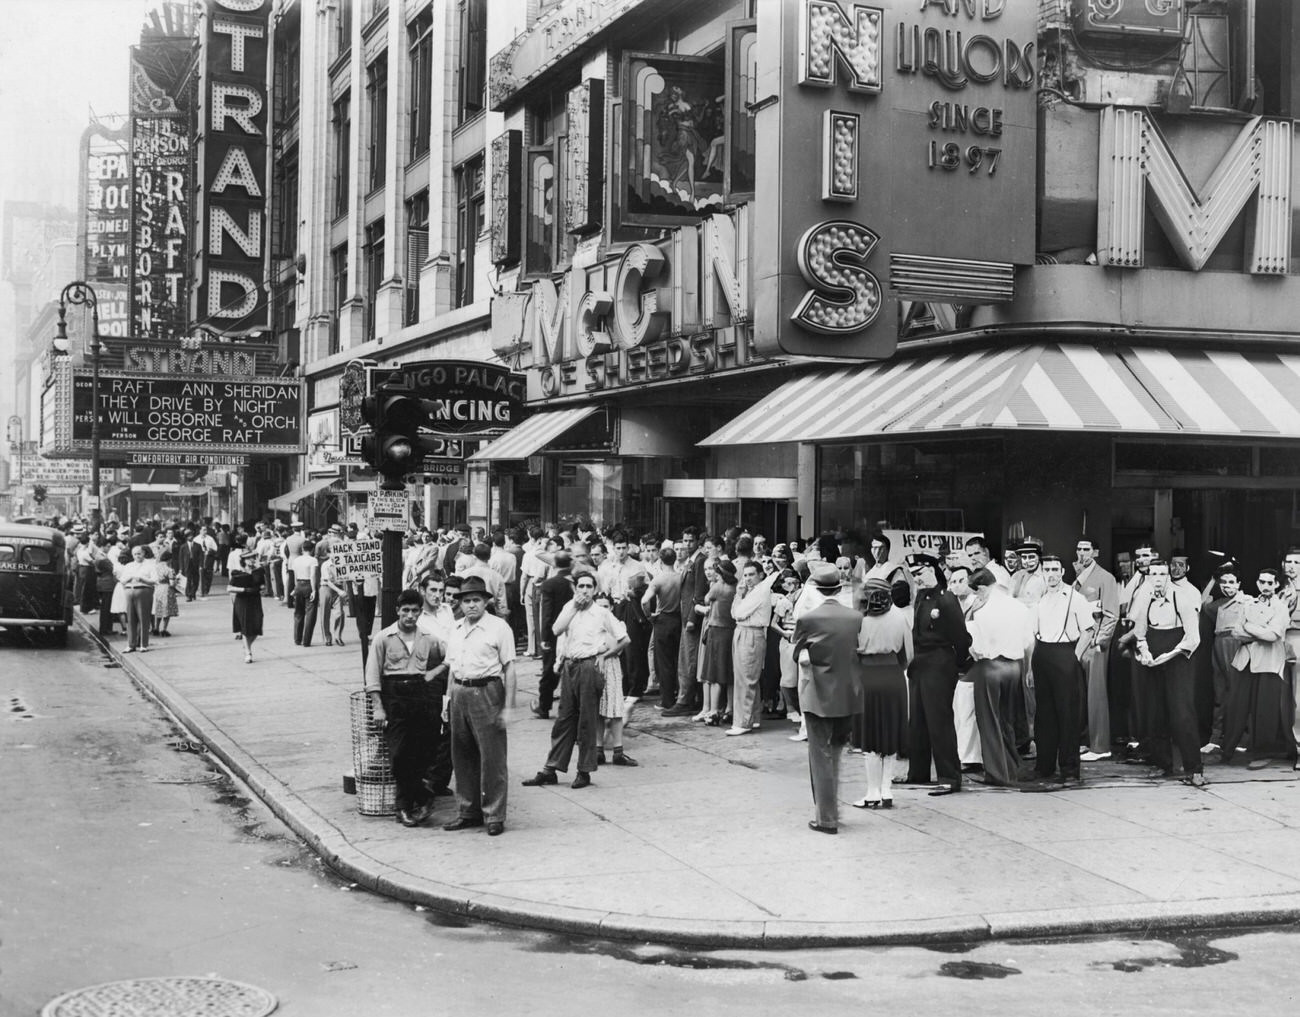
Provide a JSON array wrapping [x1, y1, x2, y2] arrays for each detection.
[[1097, 107, 1293, 275]]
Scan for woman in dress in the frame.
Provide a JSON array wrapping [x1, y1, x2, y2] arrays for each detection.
[[109, 547, 131, 635], [772, 569, 803, 727], [229, 548, 266, 664], [151, 548, 180, 637], [852, 577, 913, 809], [694, 558, 737, 725]]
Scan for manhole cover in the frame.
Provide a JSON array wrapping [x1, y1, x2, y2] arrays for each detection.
[[42, 976, 277, 1017]]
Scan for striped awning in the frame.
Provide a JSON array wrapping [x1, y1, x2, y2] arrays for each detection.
[[699, 343, 1300, 446], [469, 407, 600, 461], [267, 475, 340, 512]]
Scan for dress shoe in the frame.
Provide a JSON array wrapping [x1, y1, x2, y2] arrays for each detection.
[[409, 803, 432, 826], [788, 732, 808, 742], [571, 772, 592, 789], [611, 752, 638, 766], [807, 821, 837, 835], [1145, 767, 1175, 780], [1200, 741, 1220, 754], [522, 769, 558, 786], [1079, 750, 1112, 762], [1246, 758, 1270, 771], [724, 727, 753, 736], [486, 822, 505, 836], [928, 784, 960, 797], [1020, 779, 1064, 793], [443, 816, 485, 831], [398, 809, 419, 827], [661, 704, 694, 717], [960, 763, 983, 774], [529, 697, 550, 720], [1180, 772, 1210, 788], [851, 798, 879, 809], [880, 799, 894, 809]]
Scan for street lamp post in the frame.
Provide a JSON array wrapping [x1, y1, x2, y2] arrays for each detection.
[[53, 282, 101, 529]]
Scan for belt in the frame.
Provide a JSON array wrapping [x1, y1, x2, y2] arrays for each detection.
[[1036, 638, 1076, 645], [381, 675, 426, 686], [454, 675, 501, 687], [565, 653, 600, 663]]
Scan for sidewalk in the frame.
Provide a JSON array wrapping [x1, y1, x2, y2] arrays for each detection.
[[81, 586, 1300, 948]]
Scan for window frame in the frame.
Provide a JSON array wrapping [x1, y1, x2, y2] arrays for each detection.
[[366, 53, 388, 193], [408, 10, 433, 162], [332, 92, 352, 220]]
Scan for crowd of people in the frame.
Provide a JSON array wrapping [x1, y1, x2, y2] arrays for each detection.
[[48, 511, 1300, 837]]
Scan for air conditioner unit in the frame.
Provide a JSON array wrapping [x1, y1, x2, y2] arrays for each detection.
[[1073, 0, 1186, 40]]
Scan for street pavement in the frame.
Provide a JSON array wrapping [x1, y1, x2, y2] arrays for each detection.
[[77, 580, 1300, 948]]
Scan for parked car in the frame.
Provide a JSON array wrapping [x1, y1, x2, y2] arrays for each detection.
[[0, 523, 72, 645]]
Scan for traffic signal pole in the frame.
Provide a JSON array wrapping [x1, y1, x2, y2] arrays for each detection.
[[363, 374, 434, 631], [379, 483, 404, 631]]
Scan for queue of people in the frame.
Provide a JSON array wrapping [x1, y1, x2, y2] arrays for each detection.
[[52, 511, 1300, 839]]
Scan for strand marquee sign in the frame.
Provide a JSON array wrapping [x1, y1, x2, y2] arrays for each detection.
[[196, 0, 270, 332]]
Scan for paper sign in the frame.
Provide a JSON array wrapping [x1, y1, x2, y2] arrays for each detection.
[[333, 538, 382, 580]]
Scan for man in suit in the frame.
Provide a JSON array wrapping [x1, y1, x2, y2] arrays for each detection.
[[1072, 536, 1119, 761], [664, 527, 707, 717], [792, 561, 865, 834], [531, 550, 575, 719]]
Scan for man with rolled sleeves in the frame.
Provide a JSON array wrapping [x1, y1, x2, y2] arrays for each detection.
[[1072, 536, 1119, 761], [523, 571, 629, 790], [365, 589, 448, 828], [1028, 554, 1095, 787], [903, 553, 971, 796], [1132, 559, 1205, 786], [1205, 560, 1250, 753], [791, 561, 864, 833], [443, 575, 517, 836]]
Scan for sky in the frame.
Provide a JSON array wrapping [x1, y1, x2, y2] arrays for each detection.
[[0, 0, 152, 213]]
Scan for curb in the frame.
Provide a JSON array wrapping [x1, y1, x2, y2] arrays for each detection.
[[75, 613, 1300, 950]]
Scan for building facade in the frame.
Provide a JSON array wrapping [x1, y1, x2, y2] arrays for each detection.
[[469, 0, 1300, 576], [273, 0, 503, 530]]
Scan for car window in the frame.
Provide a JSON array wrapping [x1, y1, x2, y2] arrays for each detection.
[[23, 547, 52, 566], [0, 544, 14, 563]]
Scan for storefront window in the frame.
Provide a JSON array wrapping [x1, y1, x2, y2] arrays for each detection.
[[819, 440, 1005, 538], [558, 461, 623, 529], [554, 458, 672, 532]]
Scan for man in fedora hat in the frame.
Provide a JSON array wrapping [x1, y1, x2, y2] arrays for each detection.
[[443, 574, 517, 835], [791, 561, 864, 833]]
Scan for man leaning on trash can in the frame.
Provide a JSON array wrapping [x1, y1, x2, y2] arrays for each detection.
[[365, 588, 448, 828]]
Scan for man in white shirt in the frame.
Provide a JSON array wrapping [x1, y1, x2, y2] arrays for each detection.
[[1028, 553, 1095, 787], [519, 526, 548, 657], [1132, 559, 1204, 785], [1221, 567, 1290, 769], [522, 571, 630, 789], [1114, 541, 1156, 756], [965, 536, 1012, 589], [415, 572, 455, 798], [728, 562, 780, 735], [443, 576, 517, 835], [966, 568, 1033, 787]]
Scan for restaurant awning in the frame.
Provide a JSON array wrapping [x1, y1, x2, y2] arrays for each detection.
[[268, 475, 340, 511], [699, 343, 1300, 446], [469, 407, 603, 461]]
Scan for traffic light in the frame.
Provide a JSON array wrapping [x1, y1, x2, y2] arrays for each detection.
[[361, 384, 436, 487]]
